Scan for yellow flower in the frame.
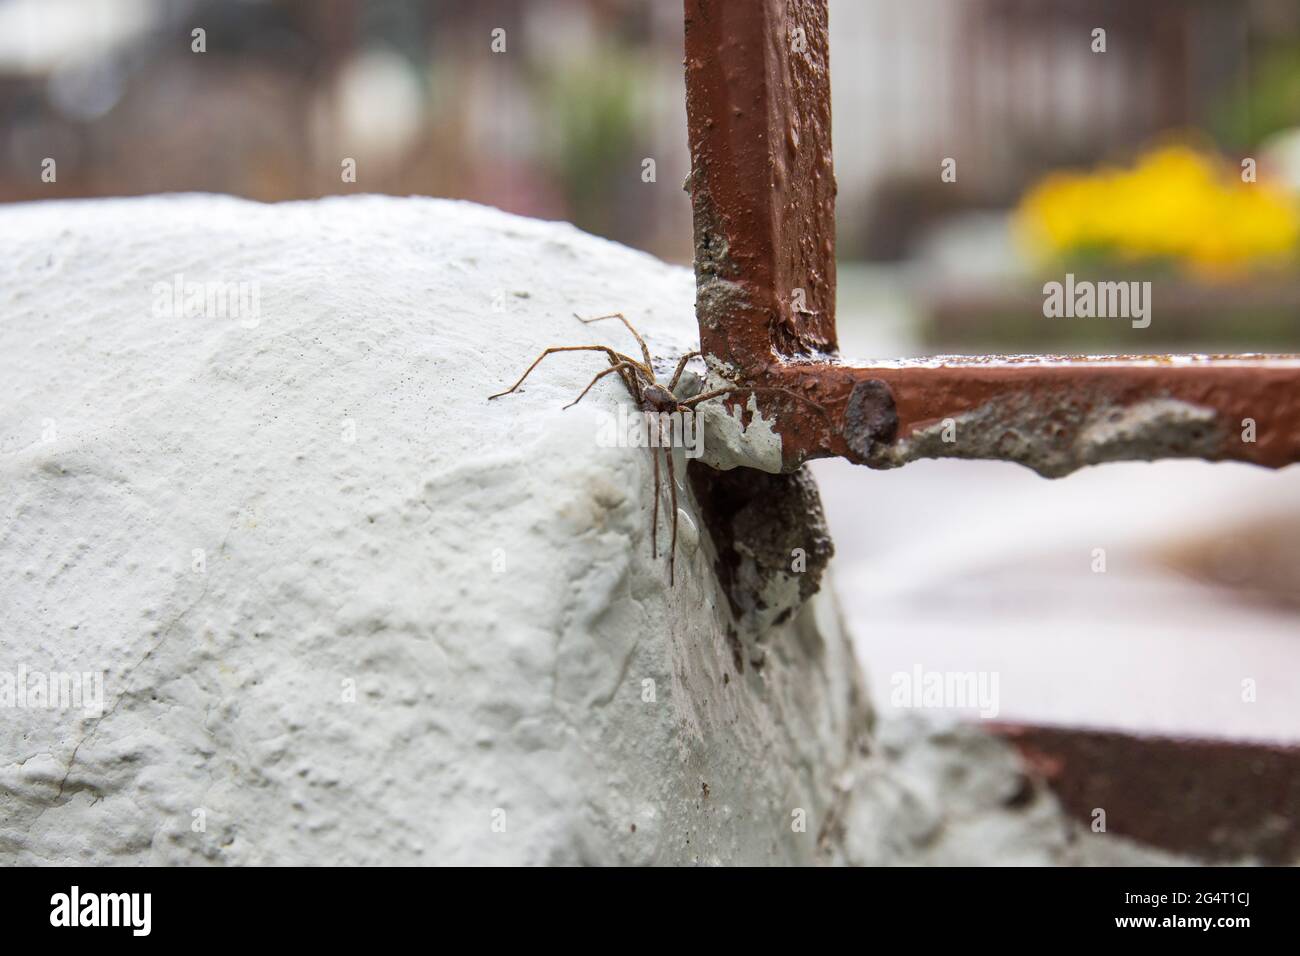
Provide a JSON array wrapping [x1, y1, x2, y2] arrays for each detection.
[[1015, 144, 1300, 280]]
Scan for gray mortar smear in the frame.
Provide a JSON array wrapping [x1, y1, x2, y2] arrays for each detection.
[[688, 172, 749, 338], [695, 278, 742, 335], [685, 170, 790, 474], [880, 395, 1224, 478], [687, 462, 835, 638], [832, 716, 1202, 866], [675, 362, 786, 474]]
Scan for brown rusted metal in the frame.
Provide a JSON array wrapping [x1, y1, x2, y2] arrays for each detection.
[[682, 0, 1300, 477], [992, 723, 1300, 863], [679, 0, 1300, 865], [762, 354, 1300, 475], [680, 0, 1300, 867], [684, 0, 837, 368]]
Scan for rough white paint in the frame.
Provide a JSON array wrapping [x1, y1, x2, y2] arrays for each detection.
[[0, 194, 1200, 866], [0, 194, 877, 865]]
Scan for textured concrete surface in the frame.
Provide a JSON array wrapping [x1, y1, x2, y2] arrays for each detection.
[[1, 194, 1213, 866], [0, 194, 872, 865]]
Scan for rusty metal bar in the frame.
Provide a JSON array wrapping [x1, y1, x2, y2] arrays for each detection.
[[761, 354, 1300, 476], [683, 0, 1300, 477], [993, 723, 1300, 863], [684, 0, 837, 367]]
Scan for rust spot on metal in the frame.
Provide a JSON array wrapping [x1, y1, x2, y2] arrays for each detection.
[[842, 378, 898, 458], [992, 723, 1300, 863]]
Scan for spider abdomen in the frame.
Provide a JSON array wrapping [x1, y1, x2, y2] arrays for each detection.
[[641, 384, 681, 414]]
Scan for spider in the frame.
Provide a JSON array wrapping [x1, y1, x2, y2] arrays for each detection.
[[488, 313, 815, 585]]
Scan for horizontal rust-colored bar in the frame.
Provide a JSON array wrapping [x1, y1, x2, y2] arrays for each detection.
[[992, 723, 1300, 863], [753, 354, 1300, 476]]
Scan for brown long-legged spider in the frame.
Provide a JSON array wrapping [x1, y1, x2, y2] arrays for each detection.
[[488, 313, 817, 585]]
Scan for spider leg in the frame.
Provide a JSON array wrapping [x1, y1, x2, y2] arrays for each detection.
[[575, 313, 655, 381], [562, 360, 641, 410], [649, 417, 659, 561], [665, 440, 678, 587], [622, 359, 646, 404], [678, 386, 834, 426], [667, 350, 702, 392], [488, 345, 645, 400], [676, 386, 735, 409]]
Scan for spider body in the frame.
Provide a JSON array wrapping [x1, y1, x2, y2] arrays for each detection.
[[639, 383, 680, 415], [488, 313, 824, 585]]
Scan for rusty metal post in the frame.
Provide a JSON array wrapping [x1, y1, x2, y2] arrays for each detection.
[[684, 0, 838, 369]]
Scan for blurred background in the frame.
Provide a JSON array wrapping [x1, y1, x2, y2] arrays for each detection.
[[3, 0, 1298, 740], [6, 0, 1300, 351]]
